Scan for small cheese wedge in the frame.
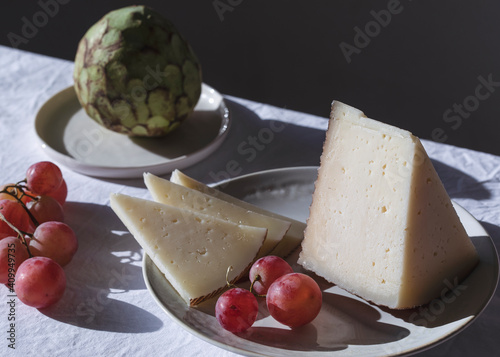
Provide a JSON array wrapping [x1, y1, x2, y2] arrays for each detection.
[[110, 193, 267, 306], [144, 173, 291, 258], [170, 170, 307, 258], [298, 101, 479, 309]]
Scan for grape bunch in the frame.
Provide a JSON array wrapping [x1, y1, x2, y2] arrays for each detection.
[[215, 256, 322, 333], [0, 161, 78, 309]]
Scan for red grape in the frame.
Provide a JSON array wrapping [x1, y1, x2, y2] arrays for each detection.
[[48, 179, 67, 206], [0, 199, 33, 238], [249, 255, 293, 295], [266, 273, 322, 328], [27, 195, 64, 224], [0, 237, 30, 284], [15, 257, 66, 309], [215, 288, 258, 333], [26, 161, 63, 195], [29, 221, 78, 266]]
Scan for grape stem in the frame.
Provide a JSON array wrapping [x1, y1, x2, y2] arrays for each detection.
[[225, 266, 237, 289], [224, 267, 267, 297], [249, 276, 267, 298], [0, 183, 40, 227], [0, 211, 33, 257]]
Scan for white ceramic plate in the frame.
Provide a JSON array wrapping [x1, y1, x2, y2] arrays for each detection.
[[35, 83, 230, 178], [143, 166, 499, 357]]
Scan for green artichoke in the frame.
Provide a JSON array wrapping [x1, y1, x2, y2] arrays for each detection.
[[73, 5, 202, 137]]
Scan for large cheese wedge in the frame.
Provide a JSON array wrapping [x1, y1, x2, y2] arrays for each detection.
[[298, 101, 479, 309], [144, 172, 290, 258], [110, 193, 267, 306], [170, 170, 306, 258]]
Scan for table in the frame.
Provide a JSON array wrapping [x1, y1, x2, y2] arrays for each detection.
[[0, 46, 498, 357]]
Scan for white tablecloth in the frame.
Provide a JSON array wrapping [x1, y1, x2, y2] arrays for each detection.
[[0, 46, 498, 357]]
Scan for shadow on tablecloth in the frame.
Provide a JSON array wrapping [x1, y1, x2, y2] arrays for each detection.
[[432, 159, 491, 201], [96, 99, 493, 209], [39, 201, 164, 333], [162, 98, 326, 184]]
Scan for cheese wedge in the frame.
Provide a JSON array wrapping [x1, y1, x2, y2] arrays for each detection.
[[144, 172, 290, 258], [170, 170, 306, 258], [298, 101, 479, 309], [110, 193, 267, 306]]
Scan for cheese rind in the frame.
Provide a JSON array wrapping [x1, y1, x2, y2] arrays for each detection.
[[170, 170, 306, 257], [298, 101, 479, 309], [144, 172, 291, 257], [110, 193, 267, 306]]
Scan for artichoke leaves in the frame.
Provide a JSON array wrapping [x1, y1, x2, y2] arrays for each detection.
[[73, 5, 202, 137]]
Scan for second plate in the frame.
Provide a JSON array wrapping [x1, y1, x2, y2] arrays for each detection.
[[35, 83, 230, 178]]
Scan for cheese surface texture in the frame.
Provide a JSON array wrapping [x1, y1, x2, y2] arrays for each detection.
[[144, 172, 290, 257], [170, 170, 306, 257], [110, 193, 267, 306], [298, 101, 479, 309]]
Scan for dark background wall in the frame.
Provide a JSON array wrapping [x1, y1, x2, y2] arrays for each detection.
[[1, 0, 499, 155]]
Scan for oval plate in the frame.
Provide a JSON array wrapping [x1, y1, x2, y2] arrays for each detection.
[[143, 166, 499, 357], [35, 83, 230, 178]]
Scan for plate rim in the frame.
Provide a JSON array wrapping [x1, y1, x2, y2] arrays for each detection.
[[142, 166, 499, 357], [34, 83, 231, 179]]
